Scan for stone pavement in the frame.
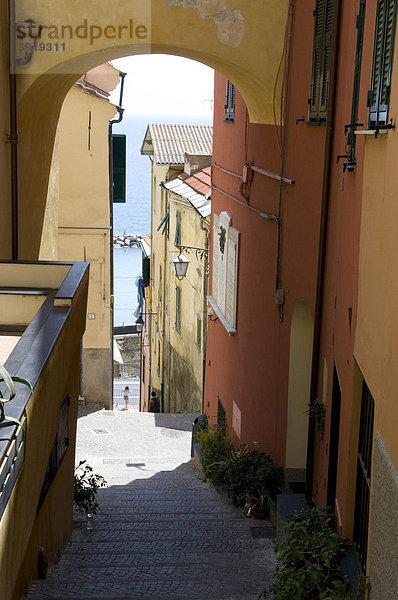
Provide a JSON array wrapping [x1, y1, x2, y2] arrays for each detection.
[[25, 405, 276, 599]]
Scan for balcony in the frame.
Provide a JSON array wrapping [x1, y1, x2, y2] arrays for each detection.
[[0, 260, 89, 600]]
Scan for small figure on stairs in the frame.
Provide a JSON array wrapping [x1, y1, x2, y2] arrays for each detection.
[[149, 391, 160, 413]]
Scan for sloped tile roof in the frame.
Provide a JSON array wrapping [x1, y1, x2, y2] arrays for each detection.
[[141, 123, 213, 165], [163, 167, 211, 218]]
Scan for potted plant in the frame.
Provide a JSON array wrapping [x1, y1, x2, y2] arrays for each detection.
[[74, 460, 107, 527], [0, 363, 32, 429], [259, 507, 371, 599], [252, 488, 270, 519]]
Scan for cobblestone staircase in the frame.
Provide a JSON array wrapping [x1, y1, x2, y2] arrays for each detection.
[[25, 411, 276, 600]]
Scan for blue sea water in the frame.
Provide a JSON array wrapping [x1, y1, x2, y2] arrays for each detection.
[[112, 113, 213, 326], [112, 113, 212, 235], [113, 246, 142, 326]]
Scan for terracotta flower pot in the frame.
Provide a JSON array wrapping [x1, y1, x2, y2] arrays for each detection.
[[252, 506, 269, 519]]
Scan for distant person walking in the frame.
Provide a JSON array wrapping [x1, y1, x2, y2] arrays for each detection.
[[122, 386, 132, 411], [149, 391, 160, 413]]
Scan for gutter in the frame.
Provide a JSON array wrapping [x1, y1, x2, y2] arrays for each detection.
[[9, 0, 18, 259], [305, 0, 343, 502], [8, 2, 37, 259], [108, 70, 126, 403]]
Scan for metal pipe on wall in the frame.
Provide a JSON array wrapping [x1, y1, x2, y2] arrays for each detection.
[[9, 0, 18, 259], [108, 71, 126, 407]]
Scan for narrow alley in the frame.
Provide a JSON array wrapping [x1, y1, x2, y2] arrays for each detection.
[[25, 405, 276, 599]]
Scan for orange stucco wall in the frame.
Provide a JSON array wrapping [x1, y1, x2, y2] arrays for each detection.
[[205, 2, 326, 470]]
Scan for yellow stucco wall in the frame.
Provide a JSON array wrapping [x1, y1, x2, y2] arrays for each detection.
[[355, 40, 398, 600], [149, 163, 170, 397], [0, 264, 88, 600], [356, 131, 398, 470], [39, 85, 115, 405], [165, 191, 209, 413]]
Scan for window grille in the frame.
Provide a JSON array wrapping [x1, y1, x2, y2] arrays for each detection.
[[353, 379, 375, 572]]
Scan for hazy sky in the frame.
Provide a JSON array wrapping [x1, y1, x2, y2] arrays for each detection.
[[110, 55, 214, 117]]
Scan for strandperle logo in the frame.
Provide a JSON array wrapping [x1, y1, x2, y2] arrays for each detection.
[[17, 19, 148, 45]]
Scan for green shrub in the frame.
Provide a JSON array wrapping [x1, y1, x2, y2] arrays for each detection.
[[196, 423, 234, 484], [260, 508, 370, 600], [74, 460, 107, 515], [225, 449, 281, 497]]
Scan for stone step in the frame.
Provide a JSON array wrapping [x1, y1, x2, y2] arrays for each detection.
[[75, 512, 249, 524], [60, 537, 269, 555], [54, 549, 270, 568], [44, 563, 269, 582], [26, 576, 268, 600]]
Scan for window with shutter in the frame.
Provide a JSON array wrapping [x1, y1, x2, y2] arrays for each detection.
[[175, 210, 181, 246], [346, 0, 366, 170], [175, 286, 181, 334], [225, 80, 236, 122], [368, 0, 398, 127], [196, 315, 202, 350], [309, 0, 335, 123], [353, 379, 374, 572], [112, 134, 126, 202]]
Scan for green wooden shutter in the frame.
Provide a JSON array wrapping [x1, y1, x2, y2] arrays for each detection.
[[347, 0, 367, 167], [369, 0, 398, 127], [175, 210, 181, 246], [309, 0, 335, 122], [112, 134, 126, 203], [319, 0, 334, 119], [142, 256, 150, 287], [176, 286, 181, 334]]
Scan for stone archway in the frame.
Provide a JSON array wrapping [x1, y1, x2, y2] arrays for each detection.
[[14, 0, 289, 258]]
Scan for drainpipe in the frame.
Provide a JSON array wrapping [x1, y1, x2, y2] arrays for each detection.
[[8, 1, 36, 260], [200, 217, 209, 414], [9, 0, 18, 259], [305, 0, 343, 502], [108, 71, 126, 407]]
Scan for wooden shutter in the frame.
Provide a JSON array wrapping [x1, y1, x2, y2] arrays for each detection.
[[309, 0, 335, 122], [175, 210, 181, 246], [112, 134, 126, 203], [225, 80, 236, 122], [347, 0, 367, 166], [175, 286, 181, 334], [143, 256, 150, 287], [369, 0, 398, 127], [319, 0, 334, 119]]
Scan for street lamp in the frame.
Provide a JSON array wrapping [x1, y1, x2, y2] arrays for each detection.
[[135, 314, 144, 333], [171, 245, 210, 280], [171, 253, 190, 280]]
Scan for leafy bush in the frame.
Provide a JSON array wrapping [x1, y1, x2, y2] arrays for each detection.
[[74, 460, 107, 515], [197, 424, 281, 498], [225, 449, 281, 497], [260, 508, 370, 600], [196, 424, 234, 485]]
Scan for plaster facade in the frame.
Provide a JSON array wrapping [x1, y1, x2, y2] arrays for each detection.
[[39, 68, 119, 407]]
